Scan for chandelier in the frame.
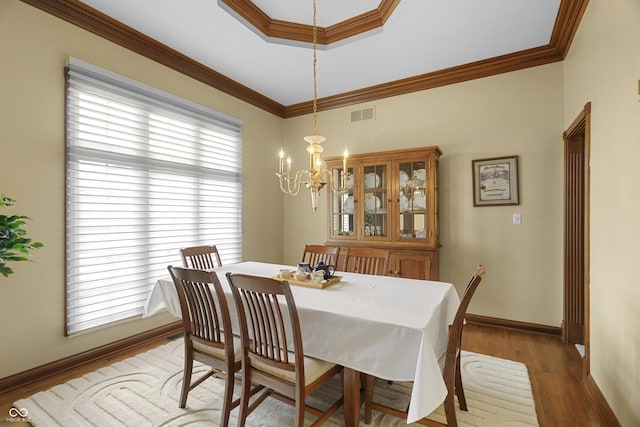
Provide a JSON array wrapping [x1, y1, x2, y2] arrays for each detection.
[[276, 0, 350, 211]]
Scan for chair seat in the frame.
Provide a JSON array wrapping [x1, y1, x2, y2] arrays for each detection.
[[251, 351, 337, 385], [192, 336, 243, 362]]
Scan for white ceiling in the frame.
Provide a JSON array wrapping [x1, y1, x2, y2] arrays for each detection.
[[77, 0, 561, 106]]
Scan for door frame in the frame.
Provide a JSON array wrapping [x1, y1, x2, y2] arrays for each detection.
[[562, 102, 591, 379]]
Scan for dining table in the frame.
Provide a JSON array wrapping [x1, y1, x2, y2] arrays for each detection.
[[143, 261, 460, 426]]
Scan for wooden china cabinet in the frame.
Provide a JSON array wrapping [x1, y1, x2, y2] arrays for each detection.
[[324, 146, 441, 280]]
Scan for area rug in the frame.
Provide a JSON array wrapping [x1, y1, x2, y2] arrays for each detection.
[[14, 339, 538, 426]]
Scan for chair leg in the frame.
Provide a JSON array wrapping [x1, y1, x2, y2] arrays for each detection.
[[443, 352, 458, 427], [455, 352, 467, 411], [180, 350, 194, 408], [220, 370, 234, 427], [294, 385, 305, 427], [363, 374, 375, 424], [237, 367, 252, 427], [443, 389, 458, 427]]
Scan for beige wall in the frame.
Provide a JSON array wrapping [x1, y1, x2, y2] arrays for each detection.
[[3, 1, 638, 424], [563, 0, 640, 425], [283, 63, 565, 327], [0, 1, 284, 377]]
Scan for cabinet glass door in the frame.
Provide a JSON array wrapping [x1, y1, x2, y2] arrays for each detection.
[[330, 167, 354, 237], [362, 164, 388, 238], [398, 160, 429, 240]]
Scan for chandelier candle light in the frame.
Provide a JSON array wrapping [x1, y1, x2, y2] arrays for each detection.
[[276, 0, 350, 211]]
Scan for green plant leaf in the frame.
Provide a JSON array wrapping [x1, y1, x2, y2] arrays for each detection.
[[5, 254, 29, 262], [0, 265, 14, 277], [0, 195, 43, 277]]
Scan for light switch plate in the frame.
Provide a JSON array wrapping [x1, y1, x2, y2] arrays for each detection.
[[513, 213, 522, 224]]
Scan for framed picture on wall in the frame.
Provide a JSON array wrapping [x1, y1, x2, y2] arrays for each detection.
[[472, 155, 519, 206]]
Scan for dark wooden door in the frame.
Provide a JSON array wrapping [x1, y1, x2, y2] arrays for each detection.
[[563, 133, 585, 343], [563, 103, 591, 355]]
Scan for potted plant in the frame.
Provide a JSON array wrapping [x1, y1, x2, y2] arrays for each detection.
[[0, 194, 44, 277]]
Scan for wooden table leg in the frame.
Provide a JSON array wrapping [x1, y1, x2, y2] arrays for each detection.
[[343, 367, 361, 427]]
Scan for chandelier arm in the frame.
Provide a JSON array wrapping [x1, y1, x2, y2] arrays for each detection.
[[286, 173, 303, 195], [277, 172, 298, 195], [278, 170, 313, 196], [320, 169, 350, 194]]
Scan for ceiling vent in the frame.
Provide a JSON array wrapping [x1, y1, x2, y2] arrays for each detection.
[[351, 106, 375, 123]]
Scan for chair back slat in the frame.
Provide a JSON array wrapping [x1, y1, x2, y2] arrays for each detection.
[[168, 266, 230, 347], [245, 290, 288, 363], [344, 247, 390, 276], [189, 282, 221, 341], [180, 245, 223, 270], [301, 245, 339, 269], [227, 273, 302, 373]]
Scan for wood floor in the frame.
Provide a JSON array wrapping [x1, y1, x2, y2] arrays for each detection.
[[1, 324, 610, 426], [462, 324, 607, 426]]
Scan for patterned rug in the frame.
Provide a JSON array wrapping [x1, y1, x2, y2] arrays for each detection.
[[14, 339, 538, 426]]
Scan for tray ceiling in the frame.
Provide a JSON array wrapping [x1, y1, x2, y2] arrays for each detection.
[[22, 0, 587, 117]]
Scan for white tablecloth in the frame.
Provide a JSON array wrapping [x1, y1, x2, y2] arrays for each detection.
[[143, 261, 460, 423]]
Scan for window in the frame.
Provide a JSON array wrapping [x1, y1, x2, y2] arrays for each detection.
[[65, 59, 242, 334]]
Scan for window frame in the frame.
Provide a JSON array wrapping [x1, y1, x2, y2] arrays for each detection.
[[65, 58, 243, 335]]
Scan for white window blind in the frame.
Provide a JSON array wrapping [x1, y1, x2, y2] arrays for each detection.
[[65, 59, 242, 334]]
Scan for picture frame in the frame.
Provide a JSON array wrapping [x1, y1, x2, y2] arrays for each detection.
[[472, 155, 519, 206]]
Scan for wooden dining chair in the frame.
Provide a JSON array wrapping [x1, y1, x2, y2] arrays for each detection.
[[363, 265, 486, 427], [301, 244, 340, 268], [226, 272, 344, 427], [167, 266, 241, 426], [344, 247, 390, 276], [180, 244, 222, 269]]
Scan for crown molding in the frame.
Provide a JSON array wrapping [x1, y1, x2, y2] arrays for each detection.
[[20, 0, 286, 117], [285, 0, 588, 117], [20, 0, 587, 119], [220, 0, 400, 45], [285, 44, 564, 118], [549, 0, 589, 57]]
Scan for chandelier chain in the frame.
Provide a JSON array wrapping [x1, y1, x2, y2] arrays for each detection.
[[275, 0, 349, 211], [312, 0, 318, 135]]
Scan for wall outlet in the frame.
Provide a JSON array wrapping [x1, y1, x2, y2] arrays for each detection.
[[513, 213, 522, 225]]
